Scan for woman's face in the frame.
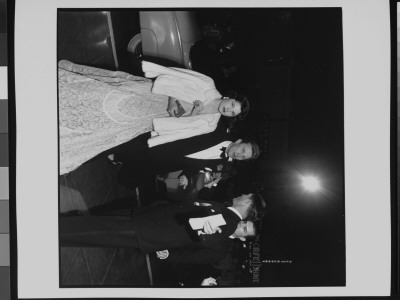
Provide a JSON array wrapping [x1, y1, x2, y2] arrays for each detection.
[[218, 98, 241, 117]]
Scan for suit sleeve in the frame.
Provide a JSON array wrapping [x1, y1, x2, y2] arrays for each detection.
[[165, 247, 226, 264]]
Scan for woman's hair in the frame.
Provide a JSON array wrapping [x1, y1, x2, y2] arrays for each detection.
[[223, 91, 250, 121]]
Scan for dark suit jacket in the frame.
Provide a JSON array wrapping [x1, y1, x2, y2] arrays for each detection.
[[117, 122, 232, 180], [132, 201, 241, 264], [164, 233, 235, 265]]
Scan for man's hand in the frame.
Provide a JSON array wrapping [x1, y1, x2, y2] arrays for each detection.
[[156, 250, 169, 259], [212, 172, 221, 179], [199, 219, 222, 235], [201, 277, 218, 286], [178, 175, 188, 190], [204, 177, 222, 189], [167, 97, 179, 117]]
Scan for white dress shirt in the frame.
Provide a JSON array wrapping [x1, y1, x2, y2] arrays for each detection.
[[190, 203, 242, 238], [228, 207, 243, 239], [227, 206, 243, 220], [185, 141, 232, 160]]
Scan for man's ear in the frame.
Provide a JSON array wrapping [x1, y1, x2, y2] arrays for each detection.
[[239, 237, 246, 242], [235, 139, 242, 144]]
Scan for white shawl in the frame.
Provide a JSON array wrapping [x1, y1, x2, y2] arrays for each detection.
[[148, 113, 221, 147], [142, 61, 222, 147], [142, 61, 222, 105]]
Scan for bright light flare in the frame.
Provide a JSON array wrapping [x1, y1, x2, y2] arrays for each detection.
[[301, 175, 321, 192]]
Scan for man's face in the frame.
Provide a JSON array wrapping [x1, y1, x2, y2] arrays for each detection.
[[226, 140, 253, 160], [234, 220, 255, 238]]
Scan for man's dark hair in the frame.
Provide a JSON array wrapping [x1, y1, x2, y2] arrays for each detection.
[[246, 193, 266, 221], [240, 139, 261, 161]]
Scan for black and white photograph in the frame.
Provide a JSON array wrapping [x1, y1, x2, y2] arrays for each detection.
[[13, 0, 392, 298], [57, 8, 345, 287]]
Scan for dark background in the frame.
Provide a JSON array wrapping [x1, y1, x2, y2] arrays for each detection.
[[194, 8, 345, 286]]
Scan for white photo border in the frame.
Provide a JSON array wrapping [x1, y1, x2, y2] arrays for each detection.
[[15, 0, 391, 298]]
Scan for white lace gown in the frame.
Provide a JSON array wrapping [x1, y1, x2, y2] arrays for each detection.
[[58, 60, 169, 175]]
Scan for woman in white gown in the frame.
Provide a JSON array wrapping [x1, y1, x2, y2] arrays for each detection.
[[58, 60, 249, 175]]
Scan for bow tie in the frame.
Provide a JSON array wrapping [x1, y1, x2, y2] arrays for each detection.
[[220, 147, 227, 159]]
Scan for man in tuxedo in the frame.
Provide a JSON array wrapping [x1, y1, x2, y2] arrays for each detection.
[[60, 194, 260, 264], [109, 122, 260, 188], [154, 220, 255, 264]]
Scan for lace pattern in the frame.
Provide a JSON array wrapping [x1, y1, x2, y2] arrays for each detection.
[[58, 60, 169, 174]]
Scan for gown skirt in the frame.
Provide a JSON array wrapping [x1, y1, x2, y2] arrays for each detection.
[[58, 60, 170, 175]]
